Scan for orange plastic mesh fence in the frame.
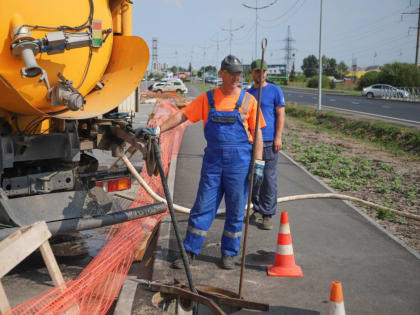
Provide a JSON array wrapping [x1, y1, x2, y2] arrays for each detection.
[[7, 99, 189, 315]]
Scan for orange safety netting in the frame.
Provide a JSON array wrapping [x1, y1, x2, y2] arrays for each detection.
[[7, 99, 188, 315]]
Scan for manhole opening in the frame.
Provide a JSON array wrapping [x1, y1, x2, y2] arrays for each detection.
[[152, 292, 241, 314]]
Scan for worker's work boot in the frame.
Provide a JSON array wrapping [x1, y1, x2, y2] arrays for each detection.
[[220, 254, 235, 270], [171, 251, 195, 269], [260, 215, 273, 230], [249, 211, 263, 225]]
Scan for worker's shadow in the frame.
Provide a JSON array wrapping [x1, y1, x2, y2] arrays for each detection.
[[234, 250, 276, 272], [233, 306, 319, 314]]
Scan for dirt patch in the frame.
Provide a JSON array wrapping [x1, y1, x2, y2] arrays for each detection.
[[283, 118, 420, 253]]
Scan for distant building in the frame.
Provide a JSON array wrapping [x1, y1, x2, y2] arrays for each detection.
[[267, 64, 287, 76]]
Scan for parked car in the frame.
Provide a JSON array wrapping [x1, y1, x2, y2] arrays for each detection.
[[151, 80, 188, 94], [204, 77, 217, 84], [362, 84, 409, 99], [240, 82, 252, 90]]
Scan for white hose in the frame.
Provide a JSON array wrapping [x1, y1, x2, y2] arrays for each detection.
[[119, 155, 420, 222], [120, 155, 190, 214]]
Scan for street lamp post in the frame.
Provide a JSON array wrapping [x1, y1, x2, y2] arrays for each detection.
[[317, 0, 323, 111]]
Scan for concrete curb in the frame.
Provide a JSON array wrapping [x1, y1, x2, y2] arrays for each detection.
[[280, 151, 420, 260]]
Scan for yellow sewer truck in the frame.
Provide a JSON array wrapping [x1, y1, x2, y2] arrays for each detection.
[[0, 0, 150, 234]]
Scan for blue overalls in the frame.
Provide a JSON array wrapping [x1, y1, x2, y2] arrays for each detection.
[[184, 90, 252, 257]]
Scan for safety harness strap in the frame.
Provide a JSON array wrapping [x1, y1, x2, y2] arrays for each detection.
[[207, 89, 215, 110], [239, 92, 252, 121], [234, 89, 245, 109]]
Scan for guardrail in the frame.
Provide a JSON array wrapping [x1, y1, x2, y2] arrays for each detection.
[[380, 87, 420, 103]]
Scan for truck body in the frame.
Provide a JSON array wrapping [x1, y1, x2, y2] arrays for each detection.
[[0, 0, 149, 231]]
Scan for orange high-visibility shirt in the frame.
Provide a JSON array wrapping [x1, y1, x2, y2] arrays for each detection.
[[182, 88, 266, 143]]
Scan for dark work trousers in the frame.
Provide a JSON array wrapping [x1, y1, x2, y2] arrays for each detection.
[[252, 141, 278, 216]]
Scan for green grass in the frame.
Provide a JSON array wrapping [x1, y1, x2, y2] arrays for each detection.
[[285, 104, 420, 157], [281, 81, 360, 96], [191, 82, 214, 92]]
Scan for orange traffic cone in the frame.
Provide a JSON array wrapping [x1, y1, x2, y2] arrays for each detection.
[[267, 211, 303, 277], [328, 281, 346, 315]]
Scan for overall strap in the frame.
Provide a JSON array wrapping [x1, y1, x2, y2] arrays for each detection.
[[234, 89, 245, 109], [206, 89, 215, 111], [240, 92, 252, 121]]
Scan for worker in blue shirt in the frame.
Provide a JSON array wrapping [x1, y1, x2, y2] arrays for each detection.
[[247, 59, 286, 230]]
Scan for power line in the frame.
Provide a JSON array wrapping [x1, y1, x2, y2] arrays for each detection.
[[242, 0, 278, 59], [221, 19, 245, 54], [257, 0, 306, 29]]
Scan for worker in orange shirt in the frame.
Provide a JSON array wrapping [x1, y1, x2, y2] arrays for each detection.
[[136, 55, 265, 270]]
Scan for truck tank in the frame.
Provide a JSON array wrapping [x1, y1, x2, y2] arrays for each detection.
[[0, 0, 150, 232]]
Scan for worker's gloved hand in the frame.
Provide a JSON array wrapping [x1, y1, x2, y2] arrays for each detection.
[[135, 126, 161, 138], [253, 159, 265, 189]]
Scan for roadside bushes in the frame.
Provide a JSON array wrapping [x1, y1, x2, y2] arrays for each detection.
[[285, 104, 420, 155], [358, 62, 420, 89], [358, 71, 379, 90], [307, 75, 334, 89]]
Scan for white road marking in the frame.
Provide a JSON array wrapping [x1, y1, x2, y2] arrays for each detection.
[[312, 97, 317, 100], [330, 98, 336, 102], [352, 102, 360, 105], [322, 105, 420, 125]]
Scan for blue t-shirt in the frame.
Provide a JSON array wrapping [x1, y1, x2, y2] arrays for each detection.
[[247, 83, 286, 141]]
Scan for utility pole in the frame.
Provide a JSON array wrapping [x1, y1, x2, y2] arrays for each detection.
[[175, 50, 178, 77], [416, 1, 420, 65], [221, 19, 244, 55], [317, 0, 323, 111], [282, 25, 296, 74], [242, 0, 278, 59], [198, 44, 212, 80], [211, 33, 228, 70], [402, 1, 420, 65], [152, 37, 158, 74]]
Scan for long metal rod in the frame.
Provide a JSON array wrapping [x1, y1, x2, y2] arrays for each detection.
[[239, 38, 267, 298], [0, 202, 166, 241], [317, 0, 323, 110], [416, 0, 420, 65], [151, 140, 198, 295]]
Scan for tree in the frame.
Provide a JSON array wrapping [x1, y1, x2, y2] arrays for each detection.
[[198, 65, 217, 77], [307, 75, 332, 89], [378, 62, 420, 87], [289, 62, 296, 81], [301, 55, 318, 77], [357, 62, 420, 89], [188, 62, 192, 73], [358, 71, 379, 89], [336, 61, 349, 79], [324, 57, 337, 77]]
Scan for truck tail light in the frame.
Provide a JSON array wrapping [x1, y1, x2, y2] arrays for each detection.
[[96, 177, 131, 192]]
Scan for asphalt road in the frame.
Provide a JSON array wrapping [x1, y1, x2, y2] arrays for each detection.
[[283, 87, 420, 125]]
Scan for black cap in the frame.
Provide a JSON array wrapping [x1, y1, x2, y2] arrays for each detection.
[[220, 55, 243, 73]]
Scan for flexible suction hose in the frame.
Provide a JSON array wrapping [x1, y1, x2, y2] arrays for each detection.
[[119, 156, 419, 222]]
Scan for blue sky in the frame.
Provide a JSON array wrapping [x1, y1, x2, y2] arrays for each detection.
[[133, 0, 417, 71]]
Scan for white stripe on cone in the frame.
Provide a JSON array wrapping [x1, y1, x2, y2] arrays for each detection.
[[279, 223, 290, 234], [276, 244, 294, 255], [328, 301, 345, 315]]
